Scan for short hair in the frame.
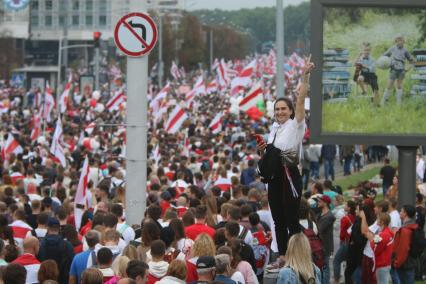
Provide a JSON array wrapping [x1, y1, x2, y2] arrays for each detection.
[[14, 209, 26, 220], [402, 204, 416, 218], [126, 260, 148, 280], [97, 247, 113, 265], [37, 212, 49, 225], [323, 180, 333, 190], [56, 206, 68, 221], [31, 200, 41, 210], [388, 197, 398, 209], [81, 268, 103, 284], [86, 230, 100, 248], [312, 182, 323, 194], [220, 203, 233, 218], [111, 203, 124, 218], [215, 254, 231, 274], [181, 210, 195, 226], [167, 259, 187, 280], [376, 200, 389, 213], [225, 221, 240, 238], [104, 229, 120, 243], [240, 204, 253, 218], [249, 212, 260, 226], [3, 263, 27, 284], [104, 213, 118, 228], [150, 240, 166, 258], [228, 206, 241, 221], [160, 226, 175, 248], [247, 188, 260, 201], [141, 220, 161, 246], [147, 204, 162, 220], [194, 205, 207, 219], [378, 213, 391, 227], [38, 260, 59, 284]]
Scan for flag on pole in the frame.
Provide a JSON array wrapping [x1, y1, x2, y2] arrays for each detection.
[[74, 156, 90, 229], [165, 105, 188, 134], [209, 112, 223, 134], [84, 122, 96, 135], [30, 111, 42, 143], [1, 133, 23, 160], [59, 73, 72, 113], [170, 61, 182, 80], [217, 59, 230, 87], [106, 89, 126, 112], [152, 144, 161, 166], [50, 118, 67, 167], [239, 83, 263, 111], [230, 59, 256, 95], [149, 83, 170, 112], [206, 80, 218, 94], [42, 81, 55, 122]]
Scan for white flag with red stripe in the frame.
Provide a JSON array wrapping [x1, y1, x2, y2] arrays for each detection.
[[106, 89, 126, 112], [150, 83, 170, 112], [85, 122, 96, 135], [50, 118, 67, 167], [209, 112, 223, 134], [165, 105, 188, 134], [152, 144, 161, 166], [182, 133, 190, 157], [170, 61, 182, 80], [230, 59, 256, 95], [42, 81, 55, 122], [206, 80, 218, 94], [59, 73, 72, 113], [74, 156, 90, 229], [239, 83, 263, 111], [217, 59, 230, 87], [1, 133, 23, 160], [185, 76, 205, 104], [30, 111, 42, 143]]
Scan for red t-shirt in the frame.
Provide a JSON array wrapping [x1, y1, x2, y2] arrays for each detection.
[[184, 223, 215, 240]]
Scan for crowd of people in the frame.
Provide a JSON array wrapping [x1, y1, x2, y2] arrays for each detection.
[[0, 49, 423, 284]]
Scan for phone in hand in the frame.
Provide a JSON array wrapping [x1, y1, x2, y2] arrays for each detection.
[[254, 134, 265, 144]]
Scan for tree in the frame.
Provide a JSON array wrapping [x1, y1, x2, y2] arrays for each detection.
[[177, 13, 205, 70], [211, 25, 250, 61], [418, 11, 426, 44], [0, 30, 22, 83]]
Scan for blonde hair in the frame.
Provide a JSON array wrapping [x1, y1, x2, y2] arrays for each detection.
[[192, 233, 216, 257], [122, 245, 138, 260], [112, 256, 130, 277], [167, 259, 187, 280], [285, 233, 315, 283]]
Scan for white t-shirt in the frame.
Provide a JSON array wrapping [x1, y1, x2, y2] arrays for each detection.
[[268, 119, 306, 152], [389, 210, 402, 230], [363, 221, 380, 258], [117, 222, 135, 244]]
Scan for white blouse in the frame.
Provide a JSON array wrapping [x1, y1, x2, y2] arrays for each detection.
[[267, 119, 306, 152]]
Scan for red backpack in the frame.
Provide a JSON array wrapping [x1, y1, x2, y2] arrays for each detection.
[[302, 220, 325, 270], [251, 230, 272, 274]]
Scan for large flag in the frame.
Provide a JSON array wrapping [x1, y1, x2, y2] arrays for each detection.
[[185, 76, 205, 104], [230, 59, 256, 95], [209, 112, 223, 134], [50, 118, 66, 167], [239, 83, 263, 111], [74, 156, 90, 229], [59, 73, 72, 113], [217, 59, 230, 87], [106, 89, 126, 112], [206, 80, 218, 94], [165, 105, 188, 134], [30, 111, 42, 143], [42, 81, 55, 122], [149, 83, 170, 112], [84, 122, 96, 135], [170, 61, 182, 80], [1, 133, 23, 160]]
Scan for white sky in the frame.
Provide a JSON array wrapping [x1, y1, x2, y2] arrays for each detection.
[[185, 0, 308, 11]]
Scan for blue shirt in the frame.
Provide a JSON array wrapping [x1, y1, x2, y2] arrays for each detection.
[[70, 249, 94, 283], [277, 265, 321, 284], [215, 274, 237, 284]]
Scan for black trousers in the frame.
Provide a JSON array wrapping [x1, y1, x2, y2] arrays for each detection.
[[268, 165, 302, 255]]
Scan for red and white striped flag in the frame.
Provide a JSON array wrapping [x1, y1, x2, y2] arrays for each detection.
[[59, 73, 72, 113], [209, 112, 223, 134], [217, 59, 230, 87], [150, 83, 170, 112], [106, 89, 126, 112], [42, 81, 55, 122], [30, 111, 42, 143], [74, 156, 90, 229], [1, 133, 23, 160], [50, 118, 67, 167], [170, 61, 182, 80], [85, 122, 96, 135], [152, 144, 161, 166], [230, 59, 256, 95], [206, 80, 218, 94], [165, 105, 188, 134], [185, 76, 205, 104], [239, 83, 263, 111]]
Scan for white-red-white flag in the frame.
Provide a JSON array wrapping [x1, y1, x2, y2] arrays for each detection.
[[1, 133, 23, 160], [165, 105, 188, 134], [50, 118, 67, 167], [106, 89, 126, 112], [152, 144, 161, 166], [217, 59, 230, 87], [185, 76, 205, 104], [85, 122, 96, 135], [206, 80, 218, 94], [42, 81, 55, 122], [149, 83, 170, 112], [30, 111, 42, 143], [170, 61, 182, 80], [209, 112, 223, 134], [182, 133, 190, 157], [230, 59, 256, 96], [59, 73, 72, 113], [239, 83, 263, 111], [74, 156, 90, 229]]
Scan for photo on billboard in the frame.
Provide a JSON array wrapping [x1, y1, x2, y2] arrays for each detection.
[[310, 0, 426, 145]]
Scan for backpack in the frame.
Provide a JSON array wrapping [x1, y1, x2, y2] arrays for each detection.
[[251, 230, 272, 274], [302, 220, 325, 270], [409, 226, 426, 259]]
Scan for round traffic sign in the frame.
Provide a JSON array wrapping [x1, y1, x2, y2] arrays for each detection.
[[114, 12, 158, 57]]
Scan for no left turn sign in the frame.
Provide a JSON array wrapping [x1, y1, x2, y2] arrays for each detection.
[[114, 12, 158, 57]]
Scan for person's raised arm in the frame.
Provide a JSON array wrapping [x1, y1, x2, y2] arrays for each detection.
[[295, 55, 315, 124]]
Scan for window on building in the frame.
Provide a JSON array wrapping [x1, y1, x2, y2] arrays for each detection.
[[86, 15, 93, 26], [59, 16, 65, 26], [73, 0, 79, 11], [31, 15, 39, 27], [31, 0, 39, 10], [45, 15, 52, 26], [45, 0, 52, 10], [99, 15, 107, 26], [99, 0, 107, 12], [72, 15, 79, 26], [86, 0, 93, 10]]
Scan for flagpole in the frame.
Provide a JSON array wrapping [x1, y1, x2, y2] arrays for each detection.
[[42, 85, 47, 137], [276, 0, 285, 98]]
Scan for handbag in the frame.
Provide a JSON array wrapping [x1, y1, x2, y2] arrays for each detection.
[[257, 133, 282, 183]]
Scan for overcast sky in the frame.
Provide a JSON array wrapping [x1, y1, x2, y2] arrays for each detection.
[[185, 0, 308, 11]]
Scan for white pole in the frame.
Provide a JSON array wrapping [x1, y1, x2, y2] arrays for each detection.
[[57, 38, 62, 114], [125, 0, 148, 225], [276, 0, 285, 98]]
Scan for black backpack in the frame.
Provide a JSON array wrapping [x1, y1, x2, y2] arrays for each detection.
[[409, 226, 426, 259]]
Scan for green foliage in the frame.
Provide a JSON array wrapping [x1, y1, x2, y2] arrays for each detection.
[[419, 11, 426, 44], [336, 166, 381, 193]]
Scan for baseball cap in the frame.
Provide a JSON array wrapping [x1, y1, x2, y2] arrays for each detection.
[[196, 256, 215, 269], [320, 195, 332, 205]]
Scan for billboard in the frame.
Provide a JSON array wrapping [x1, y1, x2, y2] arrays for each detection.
[[310, 0, 426, 145]]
